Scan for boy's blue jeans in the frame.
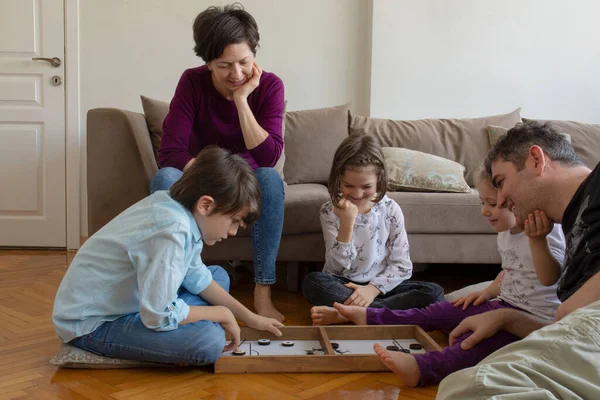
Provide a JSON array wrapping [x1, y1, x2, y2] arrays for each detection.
[[150, 166, 284, 285], [70, 265, 230, 365]]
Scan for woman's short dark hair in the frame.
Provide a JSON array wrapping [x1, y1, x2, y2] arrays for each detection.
[[193, 3, 260, 62], [328, 134, 388, 205], [170, 146, 261, 225]]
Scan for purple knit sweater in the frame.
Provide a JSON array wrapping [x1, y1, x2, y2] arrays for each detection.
[[158, 65, 285, 170]]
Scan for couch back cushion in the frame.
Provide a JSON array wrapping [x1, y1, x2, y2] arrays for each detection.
[[522, 118, 600, 169], [283, 103, 350, 185], [349, 108, 522, 186]]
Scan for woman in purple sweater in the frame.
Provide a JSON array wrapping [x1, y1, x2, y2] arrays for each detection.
[[151, 4, 285, 322]]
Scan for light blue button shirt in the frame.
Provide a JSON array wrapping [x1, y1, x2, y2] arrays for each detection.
[[52, 191, 212, 343]]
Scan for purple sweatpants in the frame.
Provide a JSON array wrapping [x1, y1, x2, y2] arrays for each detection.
[[367, 300, 521, 386]]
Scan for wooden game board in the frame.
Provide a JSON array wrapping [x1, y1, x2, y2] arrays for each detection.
[[214, 325, 442, 374]]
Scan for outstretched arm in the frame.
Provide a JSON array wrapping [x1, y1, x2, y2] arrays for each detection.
[[450, 308, 550, 350]]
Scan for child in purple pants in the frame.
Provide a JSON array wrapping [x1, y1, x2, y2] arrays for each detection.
[[314, 167, 566, 386]]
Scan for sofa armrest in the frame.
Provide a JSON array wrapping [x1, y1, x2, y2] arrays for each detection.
[[87, 108, 158, 235]]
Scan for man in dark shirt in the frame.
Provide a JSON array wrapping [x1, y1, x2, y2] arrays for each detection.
[[437, 121, 600, 399]]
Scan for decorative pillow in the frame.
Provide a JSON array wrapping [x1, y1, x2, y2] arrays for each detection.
[[350, 108, 521, 187], [382, 147, 472, 193], [283, 103, 350, 185], [50, 343, 164, 369], [487, 124, 572, 147], [140, 95, 169, 163], [139, 95, 287, 179]]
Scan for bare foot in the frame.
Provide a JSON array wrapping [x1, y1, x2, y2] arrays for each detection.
[[310, 306, 349, 325], [373, 343, 421, 387], [254, 284, 285, 322], [333, 302, 367, 325]]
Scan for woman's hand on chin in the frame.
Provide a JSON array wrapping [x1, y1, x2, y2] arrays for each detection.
[[233, 63, 262, 102]]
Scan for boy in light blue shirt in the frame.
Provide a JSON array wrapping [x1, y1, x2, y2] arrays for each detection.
[[52, 147, 283, 365]]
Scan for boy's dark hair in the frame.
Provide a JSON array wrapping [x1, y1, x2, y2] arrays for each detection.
[[328, 134, 388, 204], [485, 121, 583, 179], [170, 146, 261, 225], [193, 3, 260, 62]]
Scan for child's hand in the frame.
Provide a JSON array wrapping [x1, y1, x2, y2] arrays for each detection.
[[453, 290, 493, 310], [343, 283, 380, 307], [246, 314, 285, 337], [334, 199, 359, 225], [524, 210, 554, 241], [218, 307, 241, 352]]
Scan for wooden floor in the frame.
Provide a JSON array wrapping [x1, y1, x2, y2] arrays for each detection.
[[0, 249, 498, 399]]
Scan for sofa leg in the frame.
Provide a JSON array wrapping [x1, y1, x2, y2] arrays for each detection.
[[287, 261, 300, 292]]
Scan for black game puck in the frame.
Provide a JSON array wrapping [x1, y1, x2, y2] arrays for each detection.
[[409, 343, 423, 350], [232, 349, 246, 356], [386, 345, 400, 351], [258, 339, 271, 346], [282, 341, 295, 347], [331, 342, 339, 350]]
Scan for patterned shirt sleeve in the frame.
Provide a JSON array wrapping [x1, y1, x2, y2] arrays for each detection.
[[320, 202, 357, 274], [369, 201, 413, 294]]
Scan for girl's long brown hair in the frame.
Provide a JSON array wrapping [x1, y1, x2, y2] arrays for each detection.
[[328, 134, 387, 204]]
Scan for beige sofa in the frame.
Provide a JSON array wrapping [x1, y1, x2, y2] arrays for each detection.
[[87, 102, 600, 281]]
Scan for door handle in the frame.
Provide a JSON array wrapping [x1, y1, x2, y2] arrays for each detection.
[[32, 57, 61, 67]]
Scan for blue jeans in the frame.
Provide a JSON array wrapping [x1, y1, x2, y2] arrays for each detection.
[[70, 265, 230, 365], [150, 166, 284, 284], [302, 271, 445, 309]]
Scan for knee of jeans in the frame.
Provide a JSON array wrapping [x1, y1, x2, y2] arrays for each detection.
[[208, 265, 230, 292], [301, 273, 321, 299], [189, 322, 226, 364], [431, 283, 445, 302], [158, 167, 182, 180], [151, 167, 183, 193], [255, 168, 284, 193]]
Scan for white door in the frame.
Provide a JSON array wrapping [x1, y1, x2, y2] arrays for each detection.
[[0, 0, 66, 247]]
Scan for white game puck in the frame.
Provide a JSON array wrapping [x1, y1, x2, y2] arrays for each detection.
[[232, 349, 246, 356], [282, 341, 295, 347], [258, 339, 271, 346]]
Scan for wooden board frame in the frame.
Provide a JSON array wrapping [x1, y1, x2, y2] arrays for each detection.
[[214, 325, 442, 374]]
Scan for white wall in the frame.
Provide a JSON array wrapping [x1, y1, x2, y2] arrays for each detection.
[[370, 0, 600, 122], [79, 0, 371, 236], [80, 0, 370, 113]]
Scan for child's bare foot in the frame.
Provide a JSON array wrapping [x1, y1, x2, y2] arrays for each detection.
[[311, 306, 349, 325], [373, 343, 421, 387], [333, 302, 368, 325], [254, 284, 285, 322]]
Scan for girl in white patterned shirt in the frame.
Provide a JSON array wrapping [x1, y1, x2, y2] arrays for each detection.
[[302, 134, 444, 325]]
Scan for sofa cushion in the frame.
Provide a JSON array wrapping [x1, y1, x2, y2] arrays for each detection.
[[389, 189, 492, 234], [139, 95, 287, 178], [382, 147, 471, 193], [522, 118, 600, 170], [350, 108, 522, 186], [487, 124, 571, 147], [234, 183, 330, 237], [235, 184, 489, 237], [283, 104, 350, 185], [140, 95, 169, 163]]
